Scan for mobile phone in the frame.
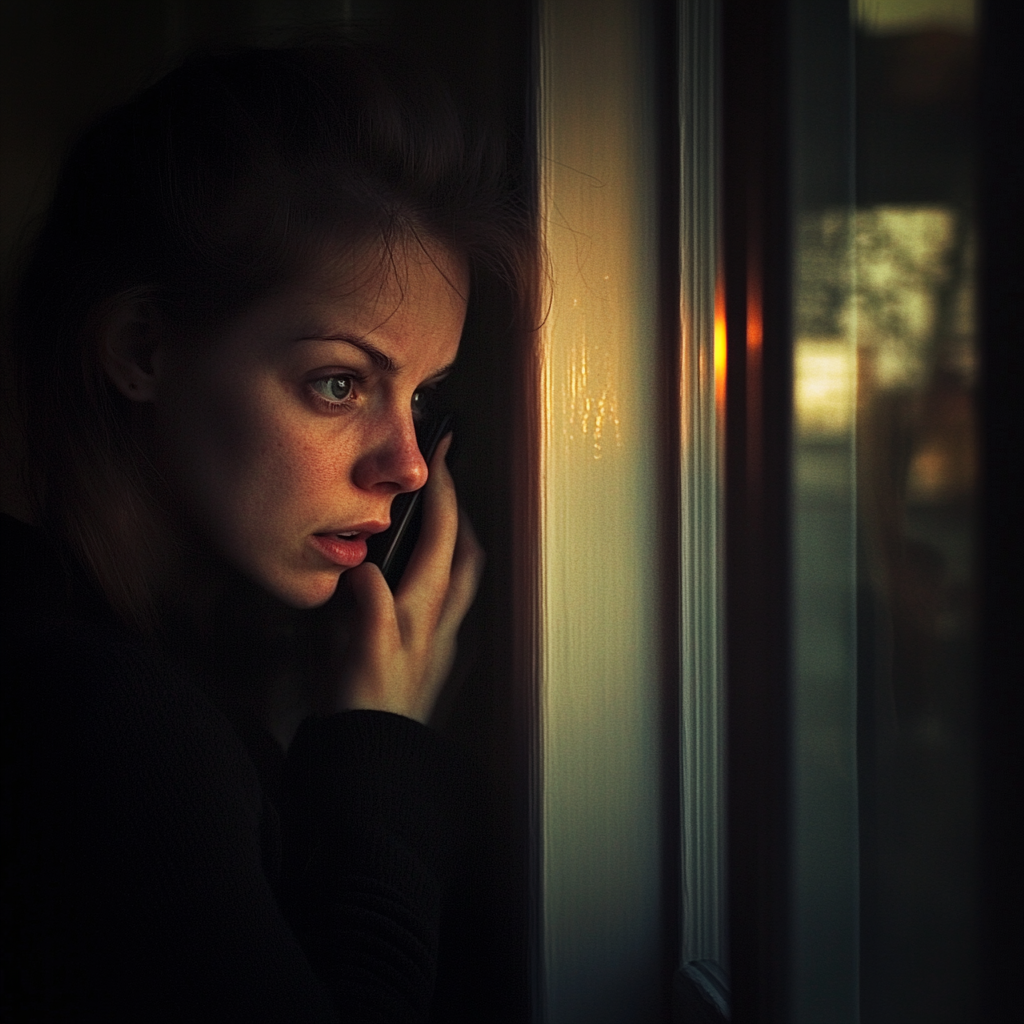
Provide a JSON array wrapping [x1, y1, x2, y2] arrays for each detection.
[[365, 410, 454, 590]]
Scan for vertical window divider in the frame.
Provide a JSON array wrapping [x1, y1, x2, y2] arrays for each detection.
[[677, 0, 728, 1000]]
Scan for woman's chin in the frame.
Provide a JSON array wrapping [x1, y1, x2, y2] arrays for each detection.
[[260, 568, 345, 610]]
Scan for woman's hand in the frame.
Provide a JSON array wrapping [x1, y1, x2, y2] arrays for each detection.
[[318, 435, 485, 724]]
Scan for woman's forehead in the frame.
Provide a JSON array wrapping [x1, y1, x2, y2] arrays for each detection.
[[314, 235, 469, 304], [202, 238, 468, 361]]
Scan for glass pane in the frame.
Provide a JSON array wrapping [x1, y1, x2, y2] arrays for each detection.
[[854, 3, 978, 1020], [790, 1, 978, 1021]]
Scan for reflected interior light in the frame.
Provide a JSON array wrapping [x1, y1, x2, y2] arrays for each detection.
[[745, 271, 762, 357], [795, 339, 856, 437], [905, 376, 977, 503], [907, 445, 950, 498]]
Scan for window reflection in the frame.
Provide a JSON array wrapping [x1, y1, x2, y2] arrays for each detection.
[[856, 207, 977, 1024], [795, 198, 978, 1020], [790, 1, 977, 1019]]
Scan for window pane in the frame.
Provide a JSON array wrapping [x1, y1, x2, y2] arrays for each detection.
[[789, 1, 978, 1021], [854, 5, 978, 1021]]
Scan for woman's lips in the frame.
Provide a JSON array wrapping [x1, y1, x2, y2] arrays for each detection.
[[309, 532, 370, 568]]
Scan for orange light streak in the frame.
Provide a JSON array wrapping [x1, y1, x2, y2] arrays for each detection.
[[746, 256, 764, 485], [714, 274, 727, 410], [746, 271, 763, 356]]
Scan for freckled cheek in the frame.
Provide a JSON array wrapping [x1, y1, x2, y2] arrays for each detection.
[[184, 398, 300, 531], [183, 382, 357, 539], [284, 430, 359, 507]]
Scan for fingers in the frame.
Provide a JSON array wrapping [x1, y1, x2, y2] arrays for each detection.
[[441, 506, 485, 626], [415, 509, 484, 721], [395, 433, 458, 609], [325, 435, 485, 723]]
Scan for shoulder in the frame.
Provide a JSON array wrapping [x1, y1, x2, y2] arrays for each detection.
[[0, 538, 336, 1021], [4, 614, 262, 826], [1, 537, 264, 854], [1, 513, 246, 772]]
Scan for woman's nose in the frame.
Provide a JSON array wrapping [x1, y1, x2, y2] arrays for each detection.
[[352, 412, 429, 494]]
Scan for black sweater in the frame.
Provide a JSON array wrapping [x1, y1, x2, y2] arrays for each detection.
[[0, 514, 468, 1022]]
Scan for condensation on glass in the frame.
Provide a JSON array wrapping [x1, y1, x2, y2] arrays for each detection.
[[790, 1, 978, 1021], [534, 1, 665, 1021]]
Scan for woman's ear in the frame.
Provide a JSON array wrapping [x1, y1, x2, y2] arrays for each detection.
[[97, 291, 165, 403]]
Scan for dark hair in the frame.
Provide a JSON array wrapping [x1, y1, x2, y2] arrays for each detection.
[[11, 43, 532, 632]]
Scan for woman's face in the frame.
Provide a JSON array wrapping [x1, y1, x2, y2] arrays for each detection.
[[149, 241, 467, 608]]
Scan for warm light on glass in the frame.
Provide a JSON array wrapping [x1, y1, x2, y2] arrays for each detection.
[[714, 275, 727, 408], [745, 275, 763, 355]]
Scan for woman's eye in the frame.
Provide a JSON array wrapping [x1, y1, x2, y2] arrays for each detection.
[[310, 375, 354, 404]]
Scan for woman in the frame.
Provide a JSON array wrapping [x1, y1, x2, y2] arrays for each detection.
[[1, 43, 526, 1021]]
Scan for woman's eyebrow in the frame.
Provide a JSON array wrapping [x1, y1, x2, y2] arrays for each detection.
[[298, 334, 456, 381], [300, 334, 398, 373]]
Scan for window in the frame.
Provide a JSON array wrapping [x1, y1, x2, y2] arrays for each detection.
[[719, 1, 1017, 1021]]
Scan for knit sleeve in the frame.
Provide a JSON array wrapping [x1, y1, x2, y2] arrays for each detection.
[[281, 710, 467, 1024]]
